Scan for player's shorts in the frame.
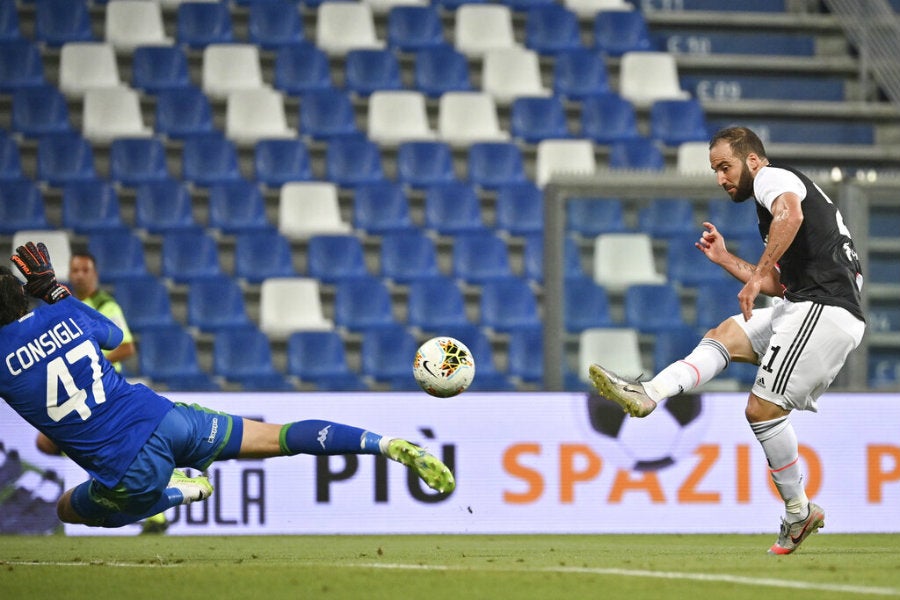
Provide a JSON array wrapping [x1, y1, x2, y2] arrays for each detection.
[[732, 298, 865, 412]]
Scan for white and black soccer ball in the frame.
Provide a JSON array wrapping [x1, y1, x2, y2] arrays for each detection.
[[413, 336, 475, 398], [586, 394, 708, 471]]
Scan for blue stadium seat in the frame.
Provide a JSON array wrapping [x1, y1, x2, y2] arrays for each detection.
[[12, 85, 71, 137], [870, 348, 900, 389], [510, 96, 570, 143], [161, 229, 223, 283], [299, 88, 360, 139], [624, 283, 685, 333], [0, 40, 45, 92], [666, 235, 731, 287], [567, 198, 628, 236], [109, 138, 170, 186], [638, 198, 696, 240], [380, 231, 442, 283], [88, 229, 150, 282], [187, 275, 252, 332], [307, 234, 369, 283], [434, 0, 488, 8], [495, 183, 543, 235], [649, 99, 709, 146], [134, 180, 196, 233], [553, 48, 609, 100], [705, 199, 761, 238], [694, 280, 743, 331], [215, 325, 291, 390], [0, 133, 22, 181], [467, 142, 527, 189], [208, 180, 272, 233], [407, 275, 471, 330], [176, 2, 233, 48], [344, 49, 403, 96], [440, 323, 499, 375], [360, 324, 419, 381], [397, 141, 457, 188], [325, 137, 385, 187], [138, 324, 206, 382], [653, 323, 699, 373], [154, 87, 216, 139], [593, 10, 653, 57], [524, 4, 583, 55], [565, 275, 613, 332], [181, 133, 242, 186], [353, 182, 415, 233], [507, 326, 543, 382], [580, 93, 640, 144], [233, 229, 297, 283], [254, 138, 312, 187], [37, 133, 96, 186], [733, 231, 766, 263], [314, 372, 369, 391], [286, 330, 352, 380], [609, 137, 665, 171], [62, 180, 123, 234], [0, 1, 21, 40], [453, 232, 513, 284], [334, 276, 397, 331], [35, 0, 94, 46], [523, 233, 583, 282], [114, 275, 176, 334], [274, 43, 333, 95], [0, 179, 48, 234], [424, 182, 486, 234], [131, 46, 191, 94], [387, 5, 445, 51], [497, 0, 556, 10], [413, 45, 473, 97], [248, 0, 304, 49]]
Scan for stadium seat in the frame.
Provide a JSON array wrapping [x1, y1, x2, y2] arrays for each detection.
[[299, 88, 361, 140], [510, 96, 570, 143], [160, 229, 223, 283], [353, 183, 415, 235], [649, 99, 709, 146], [254, 139, 312, 187], [233, 229, 298, 283], [619, 51, 690, 107], [0, 1, 20, 41], [637, 198, 697, 239], [215, 326, 291, 390], [653, 323, 699, 374], [481, 47, 550, 103], [535, 139, 596, 188], [0, 134, 22, 181], [202, 44, 264, 100], [316, 1, 383, 56], [495, 183, 543, 235], [438, 92, 509, 145], [424, 182, 486, 234], [608, 137, 665, 171], [380, 231, 442, 283], [579, 92, 641, 144], [11, 86, 70, 137], [0, 180, 49, 234], [176, 1, 233, 48], [114, 275, 176, 333], [207, 179, 273, 234], [109, 138, 170, 186], [333, 276, 397, 330], [676, 141, 712, 176], [593, 9, 653, 57], [467, 142, 527, 189], [286, 330, 352, 380], [407, 276, 472, 330], [624, 283, 685, 333], [360, 325, 419, 381], [131, 46, 190, 94], [138, 324, 202, 378], [154, 86, 216, 139], [313, 372, 369, 392], [507, 327, 543, 382], [564, 0, 634, 18], [134, 180, 196, 233], [82, 86, 152, 143], [593, 232, 666, 292], [37, 133, 97, 186], [226, 88, 295, 146], [248, 0, 304, 49], [58, 42, 120, 98], [274, 43, 333, 95], [695, 280, 744, 331], [187, 275, 252, 332], [553, 47, 610, 100], [306, 234, 370, 283], [105, 0, 171, 53], [387, 5, 445, 51], [577, 327, 645, 383], [564, 274, 613, 332], [88, 228, 150, 282], [666, 234, 731, 286], [260, 278, 334, 338], [522, 233, 584, 282], [181, 133, 243, 186], [525, 4, 583, 55], [325, 137, 386, 187], [344, 49, 402, 96], [397, 141, 457, 188], [452, 231, 513, 283], [278, 181, 353, 238], [414, 45, 473, 97], [706, 198, 761, 238], [367, 91, 436, 145], [365, 0, 430, 14], [454, 4, 516, 57], [481, 276, 541, 332], [62, 180, 124, 234], [35, 0, 94, 47], [0, 40, 46, 92], [567, 198, 628, 237]]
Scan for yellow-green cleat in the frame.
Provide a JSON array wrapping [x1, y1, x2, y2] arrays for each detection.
[[140, 512, 169, 535], [385, 439, 455, 493], [168, 469, 214, 504]]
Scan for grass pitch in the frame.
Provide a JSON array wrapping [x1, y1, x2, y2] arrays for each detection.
[[2, 533, 899, 599]]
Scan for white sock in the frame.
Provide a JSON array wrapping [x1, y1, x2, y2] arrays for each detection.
[[750, 416, 808, 522], [642, 338, 730, 402]]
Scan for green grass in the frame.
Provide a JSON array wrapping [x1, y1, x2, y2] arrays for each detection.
[[2, 534, 899, 599]]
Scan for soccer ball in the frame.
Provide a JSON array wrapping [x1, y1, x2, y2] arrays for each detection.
[[413, 336, 475, 397], [584, 394, 709, 471]]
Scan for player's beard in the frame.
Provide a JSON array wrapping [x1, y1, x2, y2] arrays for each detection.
[[729, 165, 754, 203]]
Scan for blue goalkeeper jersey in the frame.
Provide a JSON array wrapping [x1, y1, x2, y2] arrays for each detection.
[[0, 297, 173, 487]]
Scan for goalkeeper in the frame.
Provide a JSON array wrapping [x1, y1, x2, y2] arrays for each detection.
[[0, 241, 455, 529]]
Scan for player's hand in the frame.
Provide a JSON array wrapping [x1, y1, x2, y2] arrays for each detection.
[[695, 222, 729, 265], [10, 241, 71, 304], [738, 277, 761, 321]]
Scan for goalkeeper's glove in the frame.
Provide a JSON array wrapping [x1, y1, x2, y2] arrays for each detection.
[[10, 241, 71, 304]]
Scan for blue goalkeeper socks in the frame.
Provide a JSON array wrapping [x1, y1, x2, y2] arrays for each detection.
[[279, 420, 383, 456]]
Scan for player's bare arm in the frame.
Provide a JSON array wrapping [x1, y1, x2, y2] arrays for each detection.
[[696, 221, 781, 293]]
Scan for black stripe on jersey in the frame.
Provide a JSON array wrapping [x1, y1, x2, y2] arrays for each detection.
[[772, 303, 823, 395]]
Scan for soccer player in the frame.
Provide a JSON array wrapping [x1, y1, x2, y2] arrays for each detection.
[[1, 242, 454, 529], [589, 126, 865, 554]]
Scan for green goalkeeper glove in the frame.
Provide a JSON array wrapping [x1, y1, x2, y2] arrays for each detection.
[[10, 241, 71, 304]]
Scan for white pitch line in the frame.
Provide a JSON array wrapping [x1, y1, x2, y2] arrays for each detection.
[[352, 562, 900, 597], [1, 560, 181, 568]]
